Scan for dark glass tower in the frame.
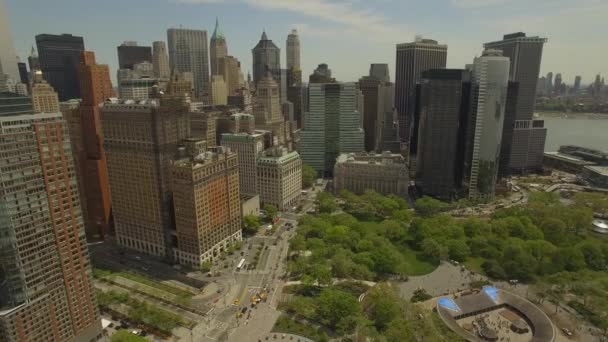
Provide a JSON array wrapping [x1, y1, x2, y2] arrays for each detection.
[[117, 42, 152, 69], [35, 33, 85, 101], [394, 38, 447, 145], [415, 69, 471, 201], [252, 31, 281, 86]]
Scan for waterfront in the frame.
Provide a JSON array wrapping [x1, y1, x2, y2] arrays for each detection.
[[537, 112, 608, 152]]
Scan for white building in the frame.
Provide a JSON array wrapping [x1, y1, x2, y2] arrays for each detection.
[[257, 146, 302, 211]]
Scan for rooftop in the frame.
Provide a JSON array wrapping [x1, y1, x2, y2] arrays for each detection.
[[544, 152, 596, 165], [586, 165, 608, 176]]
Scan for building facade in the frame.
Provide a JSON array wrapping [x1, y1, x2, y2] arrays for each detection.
[[252, 31, 281, 86], [394, 38, 447, 145], [167, 28, 210, 102], [257, 147, 302, 211], [117, 41, 152, 70], [334, 152, 408, 196], [359, 63, 394, 152], [286, 29, 300, 70], [0, 93, 102, 342], [152, 41, 171, 79], [35, 34, 85, 101], [415, 69, 471, 201], [299, 82, 364, 176], [172, 144, 241, 266], [191, 111, 217, 146], [221, 132, 266, 196], [467, 50, 510, 201], [0, 0, 20, 81], [102, 96, 190, 257], [210, 75, 228, 105], [31, 80, 59, 113]]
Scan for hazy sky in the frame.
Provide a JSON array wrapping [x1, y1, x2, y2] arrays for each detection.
[[5, 0, 607, 85]]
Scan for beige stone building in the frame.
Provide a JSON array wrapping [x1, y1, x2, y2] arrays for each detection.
[[221, 132, 266, 196], [190, 110, 217, 146], [101, 96, 190, 257], [31, 80, 59, 113], [257, 146, 302, 211], [334, 152, 408, 196], [210, 74, 228, 105], [172, 144, 241, 266]]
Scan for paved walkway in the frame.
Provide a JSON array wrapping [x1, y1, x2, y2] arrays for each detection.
[[398, 262, 485, 299]]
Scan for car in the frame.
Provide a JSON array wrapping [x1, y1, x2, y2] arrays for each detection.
[[561, 328, 573, 336]]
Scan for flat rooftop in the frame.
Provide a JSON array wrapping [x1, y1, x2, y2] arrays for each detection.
[[586, 166, 608, 176]]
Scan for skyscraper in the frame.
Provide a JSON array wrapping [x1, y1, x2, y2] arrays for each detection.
[[221, 132, 267, 196], [209, 18, 228, 77], [31, 79, 60, 113], [219, 55, 242, 95], [152, 41, 171, 79], [0, 92, 102, 342], [484, 33, 548, 174], [309, 63, 334, 83], [286, 29, 300, 70], [252, 31, 281, 85], [0, 0, 20, 81], [78, 51, 114, 238], [415, 69, 471, 201], [484, 33, 547, 120], [553, 73, 562, 96], [256, 146, 302, 211], [172, 144, 241, 267], [102, 95, 190, 257], [35, 33, 85, 101], [210, 74, 228, 105], [299, 82, 364, 176], [394, 38, 447, 145], [253, 71, 292, 146], [467, 49, 510, 201], [167, 28, 210, 102], [117, 41, 152, 69], [573, 75, 582, 93], [359, 64, 394, 152]]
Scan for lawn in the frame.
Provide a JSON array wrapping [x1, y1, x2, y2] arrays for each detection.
[[401, 248, 439, 276], [464, 257, 486, 275]]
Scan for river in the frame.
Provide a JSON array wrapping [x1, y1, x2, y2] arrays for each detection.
[[536, 113, 608, 152]]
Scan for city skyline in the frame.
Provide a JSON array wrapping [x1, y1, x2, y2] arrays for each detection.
[[4, 0, 607, 85]]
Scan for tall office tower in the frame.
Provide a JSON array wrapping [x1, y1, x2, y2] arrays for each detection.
[[257, 146, 302, 211], [228, 88, 253, 113], [286, 29, 300, 70], [467, 49, 510, 201], [394, 38, 447, 145], [0, 0, 19, 81], [78, 51, 114, 238], [484, 32, 547, 174], [27, 46, 40, 72], [118, 61, 160, 101], [14, 82, 28, 96], [191, 111, 217, 146], [152, 41, 171, 79], [218, 56, 242, 95], [415, 69, 471, 201], [309, 63, 335, 83], [17, 62, 29, 86], [0, 92, 102, 342], [35, 34, 85, 101], [545, 72, 553, 95], [221, 132, 266, 196], [369, 64, 390, 83], [210, 18, 228, 76], [167, 28, 210, 102], [117, 41, 152, 70], [359, 63, 394, 152], [498, 81, 519, 178], [253, 71, 283, 125], [536, 76, 546, 95], [286, 67, 303, 128], [573, 76, 582, 93], [166, 69, 194, 99], [252, 31, 281, 85], [299, 82, 364, 176], [172, 143, 241, 267], [553, 73, 562, 96], [102, 94, 190, 257], [31, 80, 60, 113], [484, 33, 546, 119], [210, 74, 228, 105]]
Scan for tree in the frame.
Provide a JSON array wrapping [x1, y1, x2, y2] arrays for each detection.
[[383, 318, 415, 342], [242, 214, 261, 235], [317, 288, 361, 334], [302, 164, 317, 189], [263, 204, 278, 220], [414, 196, 449, 217], [367, 285, 401, 331], [410, 288, 432, 303], [317, 192, 338, 213], [420, 238, 447, 261], [446, 239, 471, 262], [482, 260, 507, 279], [578, 242, 607, 271]]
